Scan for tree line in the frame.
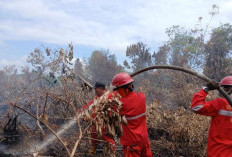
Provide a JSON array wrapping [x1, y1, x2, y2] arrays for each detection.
[[0, 23, 231, 109], [74, 23, 232, 85]]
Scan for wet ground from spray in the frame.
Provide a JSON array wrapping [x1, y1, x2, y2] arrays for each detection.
[[0, 118, 80, 156], [0, 116, 125, 157], [0, 143, 28, 157], [0, 134, 34, 157]]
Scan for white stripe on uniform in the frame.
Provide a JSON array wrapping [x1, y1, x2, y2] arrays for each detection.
[[125, 112, 146, 120], [191, 104, 203, 112], [219, 109, 232, 117]]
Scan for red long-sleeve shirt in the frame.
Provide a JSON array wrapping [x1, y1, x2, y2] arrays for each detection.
[[119, 91, 150, 146], [191, 89, 232, 157]]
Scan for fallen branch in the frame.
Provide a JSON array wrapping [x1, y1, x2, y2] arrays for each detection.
[[36, 103, 45, 136], [8, 101, 71, 156]]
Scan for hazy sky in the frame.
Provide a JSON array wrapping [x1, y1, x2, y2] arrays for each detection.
[[0, 0, 231, 67]]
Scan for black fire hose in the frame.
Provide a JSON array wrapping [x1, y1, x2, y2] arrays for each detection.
[[130, 65, 232, 107]]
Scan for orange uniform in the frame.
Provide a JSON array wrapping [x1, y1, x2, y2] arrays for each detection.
[[191, 89, 232, 157], [119, 91, 152, 157]]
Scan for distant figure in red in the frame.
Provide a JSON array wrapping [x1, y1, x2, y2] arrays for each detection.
[[79, 82, 115, 156], [191, 76, 232, 157], [111, 72, 153, 157]]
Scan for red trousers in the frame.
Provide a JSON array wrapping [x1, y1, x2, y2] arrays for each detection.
[[123, 141, 153, 157]]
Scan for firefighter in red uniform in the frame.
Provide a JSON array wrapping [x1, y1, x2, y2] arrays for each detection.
[[112, 72, 153, 157], [191, 76, 232, 157], [79, 82, 115, 155]]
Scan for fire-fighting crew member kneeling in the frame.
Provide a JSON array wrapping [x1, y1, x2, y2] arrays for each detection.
[[191, 76, 232, 157], [79, 82, 115, 156], [111, 72, 153, 157]]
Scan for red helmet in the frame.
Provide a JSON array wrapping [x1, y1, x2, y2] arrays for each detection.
[[220, 76, 232, 86], [112, 72, 134, 89]]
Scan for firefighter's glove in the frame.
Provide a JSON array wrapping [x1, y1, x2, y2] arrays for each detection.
[[206, 80, 219, 91], [88, 145, 96, 156]]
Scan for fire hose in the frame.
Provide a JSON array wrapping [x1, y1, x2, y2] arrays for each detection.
[[130, 65, 232, 107]]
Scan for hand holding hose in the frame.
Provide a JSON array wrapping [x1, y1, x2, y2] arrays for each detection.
[[206, 80, 220, 91]]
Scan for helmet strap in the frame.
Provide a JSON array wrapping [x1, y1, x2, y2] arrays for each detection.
[[222, 86, 232, 95], [123, 83, 134, 94], [226, 88, 232, 95]]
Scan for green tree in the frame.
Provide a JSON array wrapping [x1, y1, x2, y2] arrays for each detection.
[[88, 50, 123, 84], [124, 42, 152, 71], [204, 23, 232, 81], [165, 25, 204, 70], [152, 44, 169, 65]]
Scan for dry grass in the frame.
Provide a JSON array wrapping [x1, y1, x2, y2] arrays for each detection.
[[147, 101, 210, 157]]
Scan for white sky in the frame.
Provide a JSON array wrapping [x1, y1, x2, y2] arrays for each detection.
[[0, 0, 231, 67]]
